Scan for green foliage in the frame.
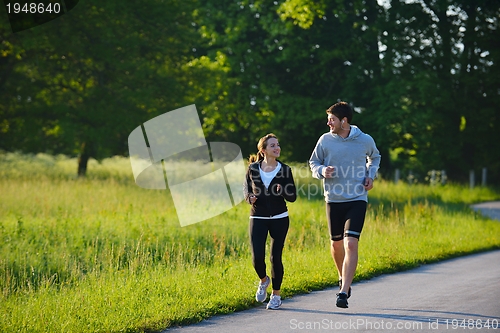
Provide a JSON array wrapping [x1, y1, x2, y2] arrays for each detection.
[[363, 0, 500, 181], [277, 0, 326, 29], [1, 0, 499, 181], [1, 0, 219, 161]]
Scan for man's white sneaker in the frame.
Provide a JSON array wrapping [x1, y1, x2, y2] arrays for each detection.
[[255, 276, 270, 302], [266, 294, 282, 310]]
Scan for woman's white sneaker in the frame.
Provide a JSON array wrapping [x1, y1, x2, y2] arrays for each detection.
[[255, 276, 270, 302], [266, 294, 282, 310]]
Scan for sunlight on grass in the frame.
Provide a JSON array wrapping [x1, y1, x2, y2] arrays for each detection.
[[1, 153, 499, 332]]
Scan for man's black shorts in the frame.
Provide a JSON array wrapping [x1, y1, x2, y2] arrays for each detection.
[[326, 200, 367, 241]]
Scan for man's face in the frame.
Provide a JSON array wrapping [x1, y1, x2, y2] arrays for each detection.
[[327, 114, 342, 133]]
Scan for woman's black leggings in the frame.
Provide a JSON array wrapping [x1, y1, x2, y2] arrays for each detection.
[[249, 216, 289, 291]]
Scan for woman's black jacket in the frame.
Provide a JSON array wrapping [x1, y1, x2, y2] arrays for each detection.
[[243, 160, 297, 217]]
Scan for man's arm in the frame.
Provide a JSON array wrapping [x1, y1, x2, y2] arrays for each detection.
[[309, 140, 326, 180], [365, 135, 381, 181]]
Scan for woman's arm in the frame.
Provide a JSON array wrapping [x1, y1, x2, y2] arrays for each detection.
[[279, 166, 297, 203], [243, 168, 254, 204]]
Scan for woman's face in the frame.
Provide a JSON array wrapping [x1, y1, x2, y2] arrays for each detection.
[[262, 138, 280, 159]]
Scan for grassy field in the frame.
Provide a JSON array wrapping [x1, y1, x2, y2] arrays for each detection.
[[1, 152, 500, 332]]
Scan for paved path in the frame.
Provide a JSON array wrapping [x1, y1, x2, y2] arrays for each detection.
[[472, 201, 500, 221], [165, 205, 500, 333]]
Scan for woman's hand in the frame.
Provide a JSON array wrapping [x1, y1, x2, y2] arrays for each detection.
[[249, 195, 257, 204]]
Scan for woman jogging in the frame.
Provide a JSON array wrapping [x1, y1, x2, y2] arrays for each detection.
[[243, 133, 297, 310]]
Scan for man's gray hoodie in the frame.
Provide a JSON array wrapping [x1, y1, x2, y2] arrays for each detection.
[[309, 125, 381, 203]]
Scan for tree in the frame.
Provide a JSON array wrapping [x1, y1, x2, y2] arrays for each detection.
[[1, 0, 205, 176], [369, 0, 500, 181], [194, 0, 387, 162], [3, 0, 499, 182], [194, 0, 500, 182]]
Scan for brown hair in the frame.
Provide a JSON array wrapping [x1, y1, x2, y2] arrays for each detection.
[[326, 101, 353, 123], [248, 133, 278, 163]]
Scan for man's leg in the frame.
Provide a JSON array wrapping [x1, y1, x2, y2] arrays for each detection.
[[339, 236, 358, 295], [340, 200, 366, 294], [331, 239, 344, 279], [326, 202, 345, 280]]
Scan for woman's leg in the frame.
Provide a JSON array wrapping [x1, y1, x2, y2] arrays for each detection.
[[268, 217, 290, 294], [249, 218, 269, 279]]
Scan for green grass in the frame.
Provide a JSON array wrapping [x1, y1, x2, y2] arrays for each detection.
[[1, 152, 500, 332]]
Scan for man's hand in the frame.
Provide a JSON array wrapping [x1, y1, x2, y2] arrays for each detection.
[[322, 166, 335, 178], [364, 177, 374, 191]]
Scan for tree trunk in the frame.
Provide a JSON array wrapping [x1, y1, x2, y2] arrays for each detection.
[[77, 141, 95, 177]]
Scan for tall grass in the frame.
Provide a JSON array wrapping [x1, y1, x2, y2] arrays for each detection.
[[1, 152, 499, 332]]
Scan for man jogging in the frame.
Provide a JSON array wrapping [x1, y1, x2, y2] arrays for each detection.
[[309, 101, 381, 308]]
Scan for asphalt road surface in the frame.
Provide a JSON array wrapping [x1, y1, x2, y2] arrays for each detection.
[[165, 204, 500, 333], [472, 201, 500, 221]]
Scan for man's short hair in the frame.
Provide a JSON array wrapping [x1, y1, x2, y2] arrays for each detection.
[[326, 102, 353, 123]]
